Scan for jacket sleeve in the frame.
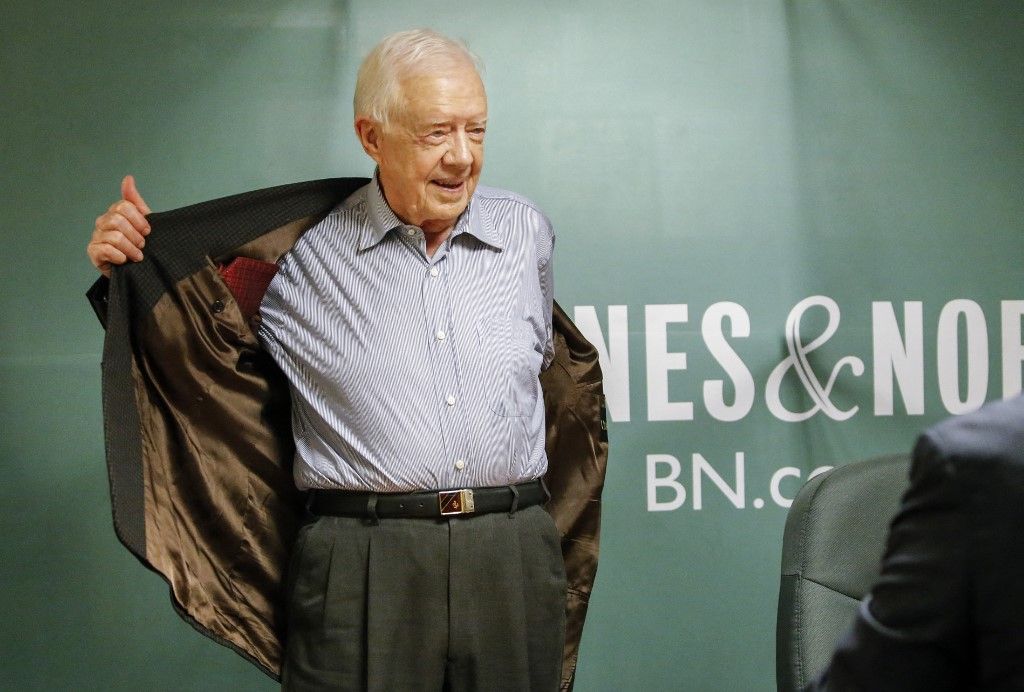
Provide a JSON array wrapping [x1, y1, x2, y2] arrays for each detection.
[[86, 275, 110, 329], [806, 434, 971, 692]]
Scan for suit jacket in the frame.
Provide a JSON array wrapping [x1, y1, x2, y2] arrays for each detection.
[[87, 178, 609, 691], [809, 394, 1024, 691]]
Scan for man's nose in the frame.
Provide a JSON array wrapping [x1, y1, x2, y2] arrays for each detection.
[[444, 131, 472, 168]]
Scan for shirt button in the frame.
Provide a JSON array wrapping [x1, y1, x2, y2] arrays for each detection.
[[454, 459, 466, 470], [446, 395, 456, 406], [435, 329, 447, 341], [429, 266, 440, 277], [405, 228, 416, 237]]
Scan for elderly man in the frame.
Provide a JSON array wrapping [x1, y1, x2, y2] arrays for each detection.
[[86, 30, 606, 692]]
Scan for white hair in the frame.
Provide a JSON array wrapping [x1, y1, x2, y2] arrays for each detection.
[[354, 29, 483, 126]]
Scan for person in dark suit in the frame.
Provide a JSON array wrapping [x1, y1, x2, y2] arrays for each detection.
[[808, 393, 1024, 691]]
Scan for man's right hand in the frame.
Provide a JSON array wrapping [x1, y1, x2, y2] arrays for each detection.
[[88, 175, 153, 277]]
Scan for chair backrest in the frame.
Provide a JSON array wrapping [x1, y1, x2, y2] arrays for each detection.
[[775, 453, 911, 692]]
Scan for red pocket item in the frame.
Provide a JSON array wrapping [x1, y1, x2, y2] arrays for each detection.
[[217, 257, 279, 320]]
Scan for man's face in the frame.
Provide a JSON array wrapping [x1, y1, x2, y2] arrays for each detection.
[[359, 63, 487, 236]]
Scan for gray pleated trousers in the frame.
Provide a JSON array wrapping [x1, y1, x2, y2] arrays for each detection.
[[281, 504, 567, 692]]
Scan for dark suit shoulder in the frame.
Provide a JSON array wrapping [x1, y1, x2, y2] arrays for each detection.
[[921, 395, 1024, 472]]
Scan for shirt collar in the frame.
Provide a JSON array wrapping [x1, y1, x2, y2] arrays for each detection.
[[359, 171, 504, 252], [359, 173, 403, 251]]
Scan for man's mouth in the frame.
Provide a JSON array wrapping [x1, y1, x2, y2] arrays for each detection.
[[432, 179, 465, 192]]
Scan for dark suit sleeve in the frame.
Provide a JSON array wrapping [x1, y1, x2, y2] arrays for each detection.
[[806, 433, 972, 692]]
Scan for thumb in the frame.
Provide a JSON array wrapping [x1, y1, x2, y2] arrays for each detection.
[[121, 174, 152, 215]]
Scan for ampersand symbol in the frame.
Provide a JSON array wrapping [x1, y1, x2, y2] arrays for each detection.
[[765, 295, 864, 422]]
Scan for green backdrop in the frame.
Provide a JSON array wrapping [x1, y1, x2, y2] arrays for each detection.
[[2, 1, 1022, 690]]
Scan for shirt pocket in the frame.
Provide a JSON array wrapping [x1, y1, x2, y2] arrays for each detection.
[[476, 316, 542, 418]]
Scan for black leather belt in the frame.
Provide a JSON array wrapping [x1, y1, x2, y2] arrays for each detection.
[[310, 479, 547, 519]]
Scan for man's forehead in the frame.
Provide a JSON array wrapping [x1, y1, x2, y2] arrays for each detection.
[[397, 72, 485, 122], [415, 110, 488, 126]]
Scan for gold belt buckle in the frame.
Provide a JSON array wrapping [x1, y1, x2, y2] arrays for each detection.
[[439, 489, 475, 516]]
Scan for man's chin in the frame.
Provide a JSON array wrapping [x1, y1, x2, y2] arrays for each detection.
[[419, 201, 469, 234], [428, 196, 469, 218]]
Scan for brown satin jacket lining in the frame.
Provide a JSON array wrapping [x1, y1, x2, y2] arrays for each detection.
[[124, 219, 607, 689]]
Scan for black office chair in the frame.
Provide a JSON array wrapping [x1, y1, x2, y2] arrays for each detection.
[[776, 453, 911, 692]]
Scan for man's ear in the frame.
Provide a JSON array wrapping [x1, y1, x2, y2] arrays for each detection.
[[355, 117, 383, 164]]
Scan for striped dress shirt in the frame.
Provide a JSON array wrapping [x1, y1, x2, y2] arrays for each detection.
[[257, 177, 554, 492]]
